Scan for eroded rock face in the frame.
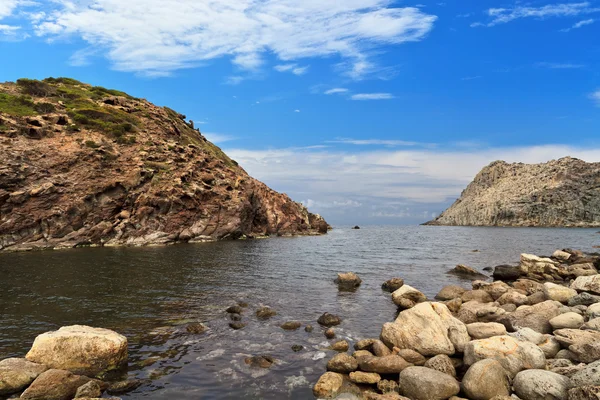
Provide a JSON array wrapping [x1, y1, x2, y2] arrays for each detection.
[[25, 325, 128, 377], [0, 79, 327, 251], [424, 158, 600, 227]]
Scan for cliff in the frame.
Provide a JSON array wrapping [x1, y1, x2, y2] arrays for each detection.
[[425, 157, 600, 227], [0, 78, 328, 251]]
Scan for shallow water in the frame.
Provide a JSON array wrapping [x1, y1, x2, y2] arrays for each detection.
[[1, 226, 599, 399]]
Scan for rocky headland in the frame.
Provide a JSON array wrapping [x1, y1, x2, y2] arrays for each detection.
[[425, 157, 600, 227], [0, 78, 327, 251]]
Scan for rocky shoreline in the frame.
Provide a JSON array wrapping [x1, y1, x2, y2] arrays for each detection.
[[314, 249, 600, 400]]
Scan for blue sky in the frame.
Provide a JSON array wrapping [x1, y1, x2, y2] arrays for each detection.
[[1, 0, 599, 224]]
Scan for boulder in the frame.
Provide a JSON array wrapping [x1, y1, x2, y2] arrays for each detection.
[[550, 312, 585, 330], [335, 272, 362, 291], [382, 278, 405, 293], [318, 313, 342, 327], [74, 380, 102, 398], [435, 285, 467, 301], [395, 349, 426, 366], [349, 371, 381, 384], [461, 290, 494, 303], [399, 366, 460, 400], [463, 335, 546, 378], [371, 340, 392, 357], [554, 329, 600, 362], [497, 291, 528, 306], [493, 265, 521, 281], [568, 292, 600, 306], [447, 264, 488, 279], [474, 280, 511, 300], [25, 326, 128, 377], [466, 322, 507, 339], [424, 354, 456, 377], [513, 279, 546, 296], [553, 250, 572, 262], [513, 369, 571, 400], [461, 359, 511, 400], [313, 372, 344, 399], [571, 360, 600, 387], [497, 300, 561, 333], [520, 254, 559, 275], [568, 386, 600, 400], [380, 302, 469, 356], [457, 301, 506, 324], [391, 285, 427, 309], [358, 355, 413, 374], [20, 369, 91, 400], [572, 275, 600, 295], [327, 353, 358, 373], [0, 358, 48, 395], [566, 263, 598, 278], [538, 335, 561, 359], [544, 283, 578, 304], [582, 318, 600, 332], [331, 340, 350, 352]]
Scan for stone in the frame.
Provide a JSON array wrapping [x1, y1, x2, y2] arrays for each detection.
[[568, 386, 600, 400], [305, 324, 314, 332], [230, 313, 242, 321], [461, 359, 511, 400], [514, 279, 546, 296], [556, 349, 580, 362], [463, 335, 546, 378], [588, 303, 600, 319], [327, 353, 358, 373], [466, 322, 507, 339], [382, 278, 405, 292], [349, 371, 381, 384], [497, 300, 561, 333], [229, 322, 246, 330], [378, 379, 400, 394], [571, 360, 600, 387], [461, 290, 494, 303], [497, 291, 528, 307], [544, 283, 578, 304], [353, 350, 374, 359], [380, 302, 469, 356], [513, 369, 571, 400], [185, 322, 206, 334], [335, 272, 362, 291], [538, 335, 561, 359], [520, 254, 560, 275], [582, 318, 600, 331], [457, 301, 506, 324], [354, 338, 376, 350], [226, 305, 243, 314], [291, 345, 303, 352], [0, 358, 48, 395], [447, 264, 488, 279], [74, 381, 102, 398], [569, 292, 600, 306], [318, 313, 342, 327], [527, 291, 548, 305], [256, 306, 277, 319], [25, 325, 128, 377], [372, 340, 392, 357], [554, 329, 600, 363], [493, 265, 522, 281], [358, 355, 413, 374], [325, 328, 335, 339], [280, 321, 302, 330], [395, 349, 426, 366], [550, 312, 585, 330], [474, 280, 512, 301], [313, 372, 343, 399], [508, 327, 545, 344], [331, 340, 349, 352], [245, 355, 275, 369], [20, 369, 91, 400], [567, 263, 598, 278], [399, 366, 460, 400], [391, 285, 427, 309], [106, 379, 143, 395], [424, 354, 456, 377], [572, 275, 600, 295], [553, 250, 573, 261], [435, 285, 467, 301]]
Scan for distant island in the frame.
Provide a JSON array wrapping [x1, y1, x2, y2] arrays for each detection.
[[425, 157, 600, 227], [0, 78, 327, 251]]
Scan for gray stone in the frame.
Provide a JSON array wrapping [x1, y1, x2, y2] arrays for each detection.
[[466, 322, 507, 339], [513, 369, 570, 400], [399, 366, 460, 400], [550, 312, 585, 330]]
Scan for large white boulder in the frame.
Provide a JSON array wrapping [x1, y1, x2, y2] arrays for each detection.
[[513, 369, 571, 400], [543, 283, 577, 304], [520, 254, 559, 275], [25, 325, 128, 377], [571, 275, 600, 295]]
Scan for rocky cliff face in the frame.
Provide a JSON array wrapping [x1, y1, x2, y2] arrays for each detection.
[[425, 157, 600, 227], [0, 78, 327, 251]]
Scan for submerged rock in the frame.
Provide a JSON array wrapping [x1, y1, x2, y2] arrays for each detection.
[[106, 379, 144, 395], [318, 313, 342, 327], [335, 272, 362, 291], [280, 321, 302, 331], [185, 322, 206, 334], [244, 355, 275, 369], [447, 264, 488, 279], [25, 325, 128, 377], [256, 306, 277, 320]]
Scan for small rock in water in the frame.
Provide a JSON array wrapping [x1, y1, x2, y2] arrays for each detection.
[[352, 226, 360, 230], [229, 322, 246, 330], [447, 264, 488, 279], [330, 340, 349, 352], [318, 313, 342, 327], [281, 321, 302, 330], [185, 322, 206, 334], [230, 313, 242, 321], [382, 278, 405, 293], [335, 272, 362, 291], [305, 325, 314, 332], [107, 379, 144, 395], [244, 355, 275, 369], [325, 328, 336, 339], [226, 305, 243, 314], [74, 380, 102, 398], [256, 306, 277, 320], [291, 345, 303, 352]]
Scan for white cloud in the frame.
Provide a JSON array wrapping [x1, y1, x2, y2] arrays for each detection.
[[294, 109, 301, 113], [202, 132, 236, 144], [474, 2, 600, 27], [535, 62, 585, 69], [327, 138, 428, 147], [21, 1, 436, 77], [0, 24, 20, 34], [274, 63, 309, 75], [351, 93, 394, 100], [324, 88, 349, 95], [223, 144, 600, 223], [590, 90, 600, 106], [561, 17, 595, 31]]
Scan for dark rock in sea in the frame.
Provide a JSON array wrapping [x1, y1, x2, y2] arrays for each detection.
[[291, 345, 303, 352], [352, 226, 360, 230], [185, 322, 206, 334], [305, 325, 314, 332], [107, 379, 144, 395], [447, 264, 488, 279], [256, 306, 277, 320], [280, 321, 302, 331], [230, 313, 242, 321], [318, 313, 342, 327], [325, 328, 336, 339], [483, 266, 493, 272], [335, 272, 362, 291], [493, 265, 522, 281], [382, 278, 405, 293], [244, 355, 275, 369], [229, 322, 246, 330], [226, 305, 243, 314], [237, 301, 249, 308]]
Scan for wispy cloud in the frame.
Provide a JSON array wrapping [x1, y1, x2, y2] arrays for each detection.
[[591, 90, 600, 106], [324, 88, 349, 95], [327, 138, 429, 147], [274, 64, 309, 76], [202, 132, 236, 144], [19, 1, 436, 78], [461, 76, 482, 81], [473, 2, 600, 27], [351, 93, 395, 100], [561, 18, 596, 31], [535, 62, 585, 69]]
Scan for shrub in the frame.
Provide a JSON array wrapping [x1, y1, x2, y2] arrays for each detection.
[[84, 140, 100, 149], [34, 102, 56, 114], [16, 79, 55, 97], [0, 93, 37, 116], [43, 77, 84, 86]]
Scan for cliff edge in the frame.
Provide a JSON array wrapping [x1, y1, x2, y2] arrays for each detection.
[[424, 157, 600, 227], [0, 78, 327, 251]]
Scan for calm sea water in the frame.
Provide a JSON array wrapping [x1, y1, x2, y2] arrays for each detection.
[[1, 226, 599, 399]]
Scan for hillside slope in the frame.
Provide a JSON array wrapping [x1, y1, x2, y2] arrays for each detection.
[[0, 78, 327, 251], [425, 157, 600, 227]]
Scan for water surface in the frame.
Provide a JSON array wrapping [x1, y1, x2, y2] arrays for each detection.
[[1, 226, 599, 399]]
